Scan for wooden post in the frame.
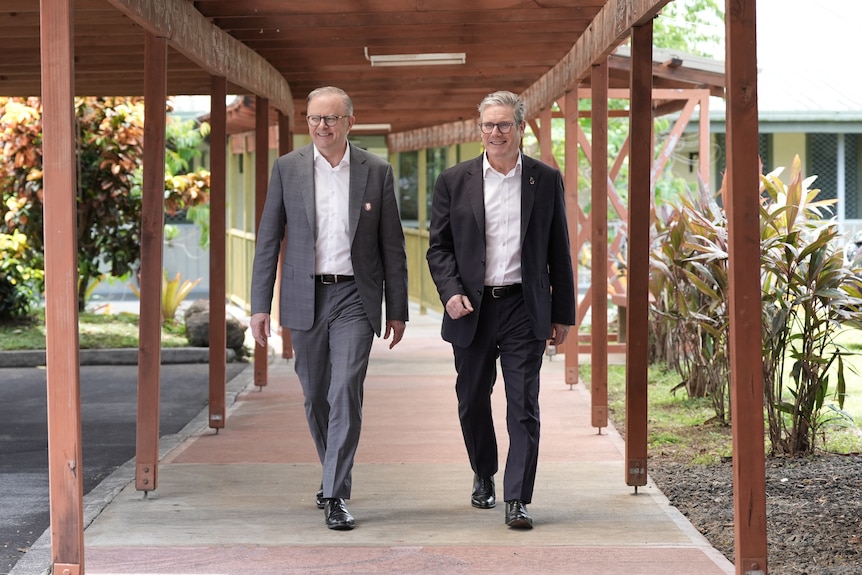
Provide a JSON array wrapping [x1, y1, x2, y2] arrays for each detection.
[[135, 31, 167, 493], [563, 91, 579, 387], [253, 96, 270, 388], [208, 75, 228, 430], [41, 0, 84, 571], [725, 0, 768, 572], [625, 23, 652, 489], [591, 58, 609, 431]]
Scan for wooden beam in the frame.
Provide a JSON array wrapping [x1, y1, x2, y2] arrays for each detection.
[[208, 75, 227, 430], [40, 0, 84, 571], [389, 0, 673, 152], [624, 22, 651, 490], [135, 31, 167, 494], [253, 95, 270, 388], [194, 0, 607, 17], [212, 8, 595, 29], [698, 93, 710, 187], [563, 91, 580, 388], [591, 58, 609, 431], [103, 0, 294, 116], [725, 0, 768, 572]]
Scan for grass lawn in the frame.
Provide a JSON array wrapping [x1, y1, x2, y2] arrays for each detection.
[[0, 310, 189, 350]]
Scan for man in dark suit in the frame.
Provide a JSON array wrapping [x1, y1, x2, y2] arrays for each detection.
[[426, 90, 575, 529], [250, 86, 408, 531]]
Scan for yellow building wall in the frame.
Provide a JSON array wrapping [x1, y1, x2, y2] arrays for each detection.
[[771, 133, 807, 176]]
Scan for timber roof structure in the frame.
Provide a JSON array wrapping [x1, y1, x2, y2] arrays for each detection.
[[0, 0, 724, 142]]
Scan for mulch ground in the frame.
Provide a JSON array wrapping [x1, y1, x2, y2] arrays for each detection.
[[649, 453, 862, 575]]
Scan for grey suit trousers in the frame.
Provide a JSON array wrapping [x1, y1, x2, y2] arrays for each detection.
[[290, 281, 374, 500]]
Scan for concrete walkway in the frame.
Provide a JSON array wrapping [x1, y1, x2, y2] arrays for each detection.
[[12, 306, 734, 575]]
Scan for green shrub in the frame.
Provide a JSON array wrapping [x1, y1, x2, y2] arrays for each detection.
[[650, 176, 730, 422], [648, 155, 862, 455], [759, 156, 862, 455], [0, 230, 44, 321]]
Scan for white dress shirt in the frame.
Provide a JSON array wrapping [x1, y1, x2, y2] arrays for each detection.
[[482, 153, 523, 286], [313, 144, 354, 275]]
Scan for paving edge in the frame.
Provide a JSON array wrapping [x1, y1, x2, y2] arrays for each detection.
[[0, 348, 238, 368], [8, 363, 258, 575]]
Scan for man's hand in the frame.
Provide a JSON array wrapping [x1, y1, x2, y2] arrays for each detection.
[[250, 312, 271, 348], [445, 294, 474, 320], [549, 323, 571, 347], [384, 320, 406, 349]]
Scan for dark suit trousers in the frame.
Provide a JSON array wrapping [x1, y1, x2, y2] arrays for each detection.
[[453, 292, 546, 504], [290, 281, 374, 500]]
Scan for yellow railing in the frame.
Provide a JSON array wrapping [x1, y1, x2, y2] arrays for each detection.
[[227, 226, 441, 317], [404, 227, 443, 315]]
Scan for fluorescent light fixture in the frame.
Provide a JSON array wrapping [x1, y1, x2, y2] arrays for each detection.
[[364, 47, 465, 67], [352, 123, 392, 132]]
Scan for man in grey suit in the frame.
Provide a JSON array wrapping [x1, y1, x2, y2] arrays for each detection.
[[426, 90, 575, 529], [250, 86, 408, 531]]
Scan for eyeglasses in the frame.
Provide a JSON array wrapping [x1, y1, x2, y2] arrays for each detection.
[[307, 114, 349, 127], [479, 121, 516, 134]]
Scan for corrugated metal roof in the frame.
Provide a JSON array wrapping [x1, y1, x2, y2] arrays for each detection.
[[756, 0, 862, 114]]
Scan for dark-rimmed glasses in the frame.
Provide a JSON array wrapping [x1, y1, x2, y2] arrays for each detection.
[[479, 121, 516, 134], [307, 114, 349, 127]]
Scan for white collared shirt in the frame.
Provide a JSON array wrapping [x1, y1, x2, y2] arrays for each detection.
[[313, 144, 354, 275], [482, 153, 523, 286]]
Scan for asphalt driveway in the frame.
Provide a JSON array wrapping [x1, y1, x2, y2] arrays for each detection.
[[0, 362, 248, 573]]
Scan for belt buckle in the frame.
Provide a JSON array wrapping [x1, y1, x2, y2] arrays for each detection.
[[320, 275, 336, 285], [491, 286, 505, 298]]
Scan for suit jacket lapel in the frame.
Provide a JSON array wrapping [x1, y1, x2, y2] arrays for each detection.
[[348, 145, 368, 243], [467, 156, 485, 232], [298, 145, 316, 239], [520, 155, 537, 243]]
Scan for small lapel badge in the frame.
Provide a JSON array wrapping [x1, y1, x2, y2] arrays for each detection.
[[364, 202, 372, 211], [529, 176, 536, 185]]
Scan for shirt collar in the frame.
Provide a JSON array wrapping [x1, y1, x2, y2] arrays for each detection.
[[313, 142, 351, 168], [483, 152, 522, 178]]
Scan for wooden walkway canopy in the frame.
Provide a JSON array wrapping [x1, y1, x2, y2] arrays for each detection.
[[2, 1, 766, 573]]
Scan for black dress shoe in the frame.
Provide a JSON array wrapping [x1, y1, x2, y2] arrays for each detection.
[[316, 485, 325, 509], [471, 474, 496, 509], [324, 498, 355, 530], [505, 499, 533, 529]]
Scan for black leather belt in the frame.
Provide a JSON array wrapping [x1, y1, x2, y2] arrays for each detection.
[[486, 284, 522, 299], [315, 274, 355, 284]]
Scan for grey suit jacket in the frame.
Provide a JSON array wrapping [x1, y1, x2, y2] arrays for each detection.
[[250, 143, 408, 335], [426, 153, 575, 348]]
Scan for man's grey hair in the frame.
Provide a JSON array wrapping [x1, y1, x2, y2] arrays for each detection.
[[478, 91, 525, 124], [307, 86, 354, 116]]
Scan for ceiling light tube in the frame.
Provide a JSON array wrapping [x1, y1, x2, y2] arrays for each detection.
[[364, 47, 466, 67]]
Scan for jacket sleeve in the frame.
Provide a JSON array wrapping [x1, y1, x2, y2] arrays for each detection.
[[249, 159, 287, 315], [547, 169, 576, 326]]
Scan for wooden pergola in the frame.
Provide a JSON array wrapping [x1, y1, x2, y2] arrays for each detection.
[[4, 1, 765, 573]]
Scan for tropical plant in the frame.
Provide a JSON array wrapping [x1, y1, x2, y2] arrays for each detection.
[[648, 156, 862, 455], [0, 96, 211, 313], [759, 156, 862, 455], [129, 270, 201, 325], [650, 176, 730, 421], [0, 230, 44, 320]]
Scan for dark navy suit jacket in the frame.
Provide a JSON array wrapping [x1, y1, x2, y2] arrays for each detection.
[[426, 153, 576, 347]]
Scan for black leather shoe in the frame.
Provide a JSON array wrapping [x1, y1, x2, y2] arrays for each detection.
[[471, 474, 496, 509], [324, 498, 355, 530], [315, 485, 325, 509], [505, 499, 533, 529]]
